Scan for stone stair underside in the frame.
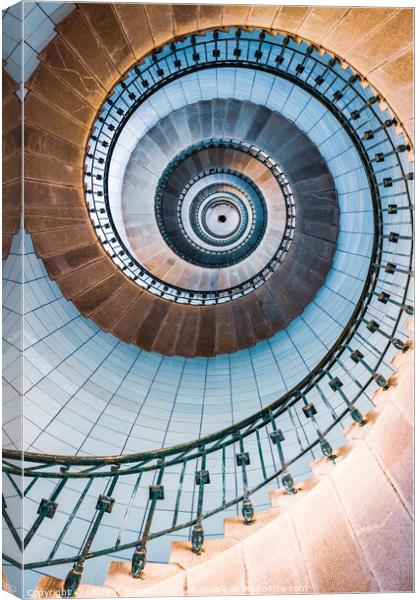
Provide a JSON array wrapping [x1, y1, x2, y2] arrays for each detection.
[[34, 326, 414, 596]]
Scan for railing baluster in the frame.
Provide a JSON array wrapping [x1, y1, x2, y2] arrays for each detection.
[[48, 479, 93, 561], [24, 468, 69, 549], [348, 347, 391, 390], [116, 472, 143, 548], [63, 468, 119, 596], [364, 318, 408, 351], [268, 411, 297, 494], [191, 448, 210, 554], [172, 460, 187, 527], [301, 394, 336, 461], [131, 460, 165, 578], [221, 445, 227, 507], [236, 433, 255, 524], [326, 373, 366, 426], [255, 428, 267, 481]]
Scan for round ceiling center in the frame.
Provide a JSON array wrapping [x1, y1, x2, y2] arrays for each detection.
[[204, 201, 240, 237]]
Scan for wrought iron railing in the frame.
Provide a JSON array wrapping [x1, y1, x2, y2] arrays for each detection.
[[3, 26, 413, 597]]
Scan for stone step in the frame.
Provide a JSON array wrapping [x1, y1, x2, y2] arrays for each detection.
[[223, 507, 281, 540], [73, 272, 128, 317], [56, 8, 119, 91], [25, 92, 88, 148], [133, 297, 171, 351], [38, 36, 105, 108], [169, 538, 247, 596], [113, 4, 154, 61], [231, 301, 257, 350], [27, 62, 96, 126], [91, 283, 139, 333], [55, 257, 118, 300], [78, 4, 135, 75], [144, 3, 174, 47], [363, 393, 413, 517], [310, 443, 354, 478], [269, 477, 318, 509], [214, 303, 238, 354], [104, 561, 185, 597], [291, 472, 379, 592], [328, 438, 413, 591]]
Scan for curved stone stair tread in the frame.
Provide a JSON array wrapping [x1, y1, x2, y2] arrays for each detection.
[[127, 291, 161, 346], [104, 561, 185, 597], [223, 507, 282, 540], [231, 301, 257, 350], [37, 36, 107, 107], [113, 4, 154, 61], [25, 180, 85, 210], [26, 62, 97, 128], [133, 298, 172, 351], [73, 272, 128, 316], [239, 294, 272, 342], [25, 92, 89, 148], [24, 123, 83, 172], [42, 244, 104, 280], [78, 3, 136, 75], [173, 306, 202, 358], [108, 292, 146, 343], [90, 282, 140, 333], [345, 362, 414, 516], [196, 309, 217, 356], [25, 151, 82, 189], [151, 302, 190, 356], [24, 207, 88, 235], [55, 257, 118, 300], [255, 285, 288, 331], [144, 3, 175, 47], [56, 8, 120, 91], [214, 303, 238, 354], [30, 222, 98, 260]]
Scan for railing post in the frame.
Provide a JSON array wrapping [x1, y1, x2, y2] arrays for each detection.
[[24, 467, 68, 549], [63, 467, 119, 597], [192, 448, 209, 554], [268, 411, 297, 494], [235, 432, 255, 524], [131, 460, 165, 579], [301, 395, 336, 461], [348, 347, 391, 390], [364, 319, 408, 352], [327, 374, 366, 426]]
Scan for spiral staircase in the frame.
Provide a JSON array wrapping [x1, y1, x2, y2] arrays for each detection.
[[2, 3, 414, 597]]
